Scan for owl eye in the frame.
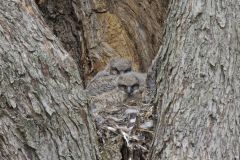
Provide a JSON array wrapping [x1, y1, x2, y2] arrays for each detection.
[[123, 68, 131, 73], [132, 84, 139, 91], [111, 68, 120, 75], [118, 84, 127, 91]]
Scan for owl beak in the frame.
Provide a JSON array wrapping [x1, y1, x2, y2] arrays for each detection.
[[127, 87, 133, 96]]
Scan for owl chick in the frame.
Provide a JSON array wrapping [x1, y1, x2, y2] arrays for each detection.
[[109, 58, 132, 75], [89, 72, 145, 112], [117, 72, 146, 99], [93, 58, 132, 80], [87, 58, 133, 96]]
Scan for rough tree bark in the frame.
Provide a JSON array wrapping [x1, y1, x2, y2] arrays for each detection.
[[0, 1, 99, 159], [37, 0, 168, 81], [149, 0, 240, 159], [71, 0, 167, 78]]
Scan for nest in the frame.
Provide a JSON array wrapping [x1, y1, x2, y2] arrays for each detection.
[[92, 99, 154, 160]]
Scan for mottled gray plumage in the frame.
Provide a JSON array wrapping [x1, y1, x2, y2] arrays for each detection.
[[109, 58, 132, 75], [129, 72, 147, 89], [117, 72, 146, 100], [87, 58, 133, 97], [89, 72, 146, 112], [93, 58, 132, 80]]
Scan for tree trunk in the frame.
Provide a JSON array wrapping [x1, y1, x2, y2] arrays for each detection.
[[149, 0, 240, 159], [0, 1, 98, 160]]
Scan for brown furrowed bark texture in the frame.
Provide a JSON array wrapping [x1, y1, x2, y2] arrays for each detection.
[[36, 0, 85, 84], [71, 0, 168, 80], [149, 0, 240, 159], [36, 0, 168, 82], [0, 1, 98, 160]]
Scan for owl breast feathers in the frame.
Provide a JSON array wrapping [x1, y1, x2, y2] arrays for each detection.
[[88, 71, 147, 111]]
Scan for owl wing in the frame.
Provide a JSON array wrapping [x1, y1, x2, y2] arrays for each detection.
[[132, 72, 147, 88]]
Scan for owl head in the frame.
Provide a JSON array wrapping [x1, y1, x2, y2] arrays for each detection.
[[109, 58, 132, 75], [117, 73, 140, 96]]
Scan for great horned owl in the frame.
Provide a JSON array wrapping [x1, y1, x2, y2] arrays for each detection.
[[117, 72, 146, 100], [87, 58, 133, 96], [109, 58, 132, 75], [89, 72, 146, 112], [93, 58, 132, 80]]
